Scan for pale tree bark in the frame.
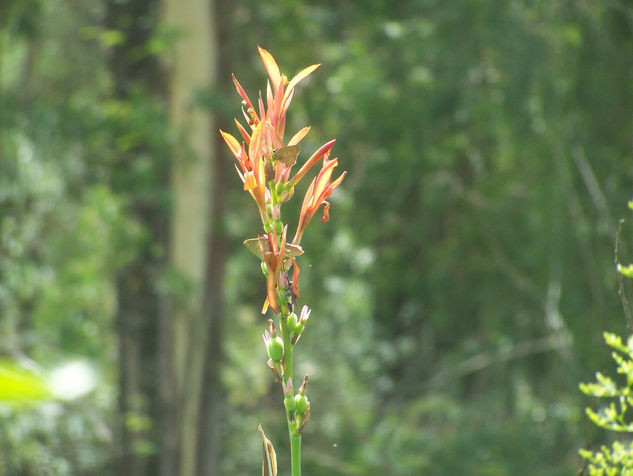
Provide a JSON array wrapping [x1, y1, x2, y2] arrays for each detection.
[[161, 1, 220, 476]]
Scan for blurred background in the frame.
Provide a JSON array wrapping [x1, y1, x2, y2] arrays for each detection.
[[1, 0, 633, 475]]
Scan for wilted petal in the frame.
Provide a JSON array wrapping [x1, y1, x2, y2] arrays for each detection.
[[320, 200, 330, 222]]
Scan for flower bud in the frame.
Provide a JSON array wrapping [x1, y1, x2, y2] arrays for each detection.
[[284, 394, 296, 412], [264, 221, 272, 233], [273, 219, 283, 237], [279, 185, 294, 202], [294, 394, 308, 415], [286, 313, 298, 332], [267, 336, 284, 362], [261, 261, 269, 277]]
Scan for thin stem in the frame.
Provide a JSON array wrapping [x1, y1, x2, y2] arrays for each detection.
[[281, 316, 293, 386], [280, 314, 301, 476], [290, 432, 301, 476]]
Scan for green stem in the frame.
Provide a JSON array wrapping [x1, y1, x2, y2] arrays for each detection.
[[290, 432, 301, 476], [280, 315, 301, 476]]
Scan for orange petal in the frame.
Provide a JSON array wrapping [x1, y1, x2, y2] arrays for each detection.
[[232, 74, 254, 111], [289, 139, 336, 186], [266, 80, 274, 114], [288, 127, 311, 146], [258, 46, 282, 90], [243, 171, 257, 190], [291, 259, 300, 298], [330, 170, 347, 190], [258, 92, 266, 123], [272, 73, 285, 128], [234, 118, 251, 145], [220, 130, 242, 158], [283, 64, 321, 105], [282, 88, 295, 116], [249, 122, 263, 165]]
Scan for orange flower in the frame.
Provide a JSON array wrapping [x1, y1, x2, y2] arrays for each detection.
[[220, 126, 269, 223], [293, 151, 346, 245], [221, 47, 345, 313], [220, 47, 331, 225]]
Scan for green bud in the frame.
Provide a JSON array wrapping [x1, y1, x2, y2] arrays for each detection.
[[294, 394, 308, 415], [294, 323, 304, 336], [267, 336, 284, 362], [284, 395, 296, 412], [261, 261, 268, 277], [286, 313, 298, 332], [274, 219, 283, 237], [264, 221, 272, 233]]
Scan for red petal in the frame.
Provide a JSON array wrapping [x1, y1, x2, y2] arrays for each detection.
[[320, 201, 330, 222], [289, 139, 336, 186], [232, 74, 254, 111], [234, 119, 251, 145]]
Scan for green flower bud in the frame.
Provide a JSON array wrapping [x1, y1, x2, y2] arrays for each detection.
[[284, 394, 296, 412], [264, 221, 272, 233], [261, 261, 268, 277], [274, 219, 283, 237], [294, 394, 308, 415], [294, 323, 304, 336], [286, 313, 298, 332], [267, 336, 284, 362]]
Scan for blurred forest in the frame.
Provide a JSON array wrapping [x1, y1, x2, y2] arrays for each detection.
[[2, 0, 633, 475]]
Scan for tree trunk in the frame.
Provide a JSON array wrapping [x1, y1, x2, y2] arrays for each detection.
[[105, 1, 165, 475], [161, 0, 221, 475]]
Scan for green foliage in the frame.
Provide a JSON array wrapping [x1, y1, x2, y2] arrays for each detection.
[[580, 332, 633, 473], [2, 0, 633, 474], [0, 360, 49, 404], [580, 230, 633, 475]]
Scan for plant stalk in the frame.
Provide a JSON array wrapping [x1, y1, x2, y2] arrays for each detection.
[[290, 432, 301, 476], [281, 315, 301, 476]]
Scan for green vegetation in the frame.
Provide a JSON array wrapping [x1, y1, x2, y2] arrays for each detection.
[[1, 0, 633, 475]]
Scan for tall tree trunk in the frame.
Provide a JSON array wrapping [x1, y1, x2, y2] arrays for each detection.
[[161, 1, 220, 475], [105, 1, 165, 476], [197, 0, 231, 472]]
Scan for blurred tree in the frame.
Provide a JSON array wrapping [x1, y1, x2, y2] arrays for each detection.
[[160, 1, 224, 476], [104, 1, 166, 474]]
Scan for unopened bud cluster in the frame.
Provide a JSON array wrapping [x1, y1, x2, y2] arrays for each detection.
[[282, 375, 311, 432], [262, 304, 312, 431]]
